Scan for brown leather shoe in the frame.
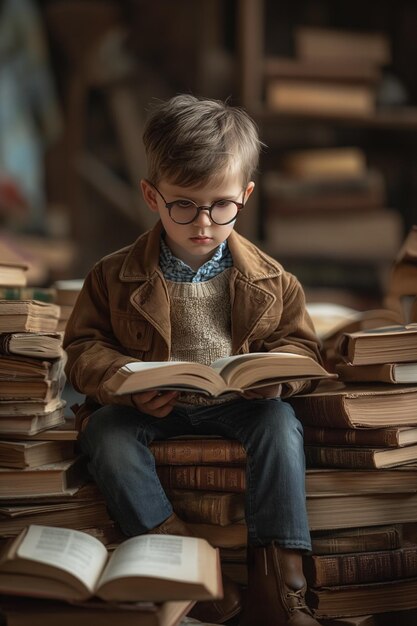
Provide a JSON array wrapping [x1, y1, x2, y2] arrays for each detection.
[[240, 543, 321, 626], [148, 512, 194, 537], [188, 573, 242, 624]]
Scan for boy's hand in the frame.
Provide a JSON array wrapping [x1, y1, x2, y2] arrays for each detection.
[[243, 383, 282, 400], [131, 390, 178, 418]]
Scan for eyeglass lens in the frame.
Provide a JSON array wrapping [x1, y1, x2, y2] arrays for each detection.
[[169, 200, 239, 224]]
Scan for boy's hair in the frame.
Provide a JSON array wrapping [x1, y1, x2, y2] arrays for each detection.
[[143, 94, 262, 187]]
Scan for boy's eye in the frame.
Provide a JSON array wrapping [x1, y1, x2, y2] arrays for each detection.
[[213, 200, 229, 208], [175, 200, 195, 209]]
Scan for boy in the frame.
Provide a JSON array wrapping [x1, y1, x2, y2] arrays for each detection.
[[64, 95, 322, 626]]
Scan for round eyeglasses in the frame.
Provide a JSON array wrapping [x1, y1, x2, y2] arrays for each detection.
[[147, 181, 245, 225]]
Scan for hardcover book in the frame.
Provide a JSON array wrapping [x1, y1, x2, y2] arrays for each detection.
[[150, 439, 246, 465], [0, 456, 88, 497], [0, 525, 221, 603], [288, 381, 417, 428], [338, 324, 417, 365], [0, 300, 60, 333], [304, 544, 417, 587], [303, 425, 417, 448], [104, 352, 333, 398], [0, 596, 192, 626], [310, 524, 402, 555], [304, 443, 417, 469], [0, 332, 63, 359], [167, 489, 245, 526], [0, 440, 75, 469], [336, 361, 417, 384]]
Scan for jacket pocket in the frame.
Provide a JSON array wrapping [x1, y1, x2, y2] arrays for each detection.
[[110, 312, 153, 357]]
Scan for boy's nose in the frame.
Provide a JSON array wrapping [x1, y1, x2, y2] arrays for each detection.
[[193, 208, 212, 226]]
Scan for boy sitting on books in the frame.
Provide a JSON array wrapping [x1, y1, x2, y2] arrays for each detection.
[[64, 95, 322, 626]]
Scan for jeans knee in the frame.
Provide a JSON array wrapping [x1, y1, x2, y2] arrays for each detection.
[[80, 405, 140, 458]]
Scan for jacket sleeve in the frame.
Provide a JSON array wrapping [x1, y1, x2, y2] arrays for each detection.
[[262, 271, 323, 398], [63, 264, 138, 407]]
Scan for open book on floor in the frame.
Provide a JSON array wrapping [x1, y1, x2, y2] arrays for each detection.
[[104, 352, 334, 398], [0, 525, 222, 603]]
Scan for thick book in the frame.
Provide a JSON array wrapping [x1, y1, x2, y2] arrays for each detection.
[[310, 525, 402, 555], [307, 491, 417, 531], [305, 466, 417, 495], [306, 578, 417, 619], [304, 443, 417, 469], [0, 417, 78, 441], [0, 404, 66, 436], [338, 323, 417, 365], [150, 439, 246, 465], [0, 456, 88, 497], [0, 357, 65, 402], [157, 465, 246, 493], [0, 300, 60, 333], [264, 56, 381, 86], [0, 240, 28, 287], [303, 425, 417, 448], [0, 595, 192, 626], [0, 440, 75, 469], [167, 489, 245, 526], [0, 501, 113, 537], [336, 361, 417, 384], [0, 525, 222, 603], [288, 380, 417, 428], [0, 332, 63, 359], [105, 352, 333, 398], [0, 397, 65, 418], [303, 544, 417, 587], [295, 26, 391, 65], [266, 80, 375, 117]]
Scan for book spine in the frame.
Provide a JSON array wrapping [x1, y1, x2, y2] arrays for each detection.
[[0, 334, 11, 356], [303, 426, 398, 448], [290, 396, 351, 428], [311, 528, 401, 555], [305, 546, 417, 586], [305, 446, 377, 469], [157, 466, 246, 492], [150, 440, 247, 465], [167, 490, 245, 525]]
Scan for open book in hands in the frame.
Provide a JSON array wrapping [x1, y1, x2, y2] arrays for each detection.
[[0, 525, 222, 603], [104, 352, 335, 398]]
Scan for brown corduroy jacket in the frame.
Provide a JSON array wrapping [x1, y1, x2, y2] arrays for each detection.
[[63, 221, 322, 416]]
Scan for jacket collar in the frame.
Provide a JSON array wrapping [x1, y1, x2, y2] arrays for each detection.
[[119, 221, 282, 282]]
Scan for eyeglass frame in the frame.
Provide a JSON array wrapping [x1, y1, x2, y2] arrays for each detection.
[[146, 180, 246, 225]]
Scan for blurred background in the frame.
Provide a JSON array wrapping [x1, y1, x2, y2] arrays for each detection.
[[1, 0, 417, 313]]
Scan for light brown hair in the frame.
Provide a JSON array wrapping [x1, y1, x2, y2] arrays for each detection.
[[143, 94, 262, 187]]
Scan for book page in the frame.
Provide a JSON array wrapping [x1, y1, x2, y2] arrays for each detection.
[[16, 525, 108, 593], [121, 361, 188, 373], [98, 535, 199, 588]]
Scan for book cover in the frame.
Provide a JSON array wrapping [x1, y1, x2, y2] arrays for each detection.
[[304, 443, 417, 469], [310, 525, 401, 555], [150, 439, 246, 465], [304, 544, 417, 587], [303, 425, 417, 448]]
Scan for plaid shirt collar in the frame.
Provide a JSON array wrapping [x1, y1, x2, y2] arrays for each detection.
[[159, 235, 232, 283]]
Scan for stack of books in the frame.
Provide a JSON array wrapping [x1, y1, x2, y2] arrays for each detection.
[[384, 225, 417, 323], [265, 26, 390, 118], [287, 322, 417, 620], [0, 283, 115, 543]]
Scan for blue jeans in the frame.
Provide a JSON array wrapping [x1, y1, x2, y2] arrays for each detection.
[[80, 398, 311, 551]]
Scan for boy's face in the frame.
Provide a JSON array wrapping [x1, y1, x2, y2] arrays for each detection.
[[141, 174, 254, 270]]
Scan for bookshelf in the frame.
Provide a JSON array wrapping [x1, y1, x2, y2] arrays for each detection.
[[236, 0, 417, 307]]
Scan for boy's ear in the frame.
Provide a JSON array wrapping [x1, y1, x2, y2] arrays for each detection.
[[140, 179, 160, 213], [244, 181, 255, 203]]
